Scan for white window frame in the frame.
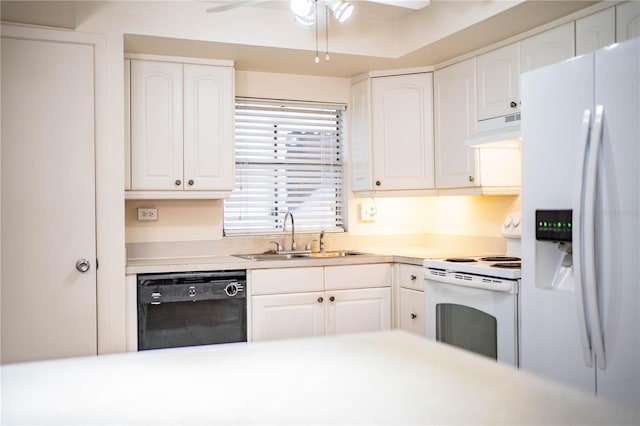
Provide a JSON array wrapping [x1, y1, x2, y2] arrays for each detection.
[[224, 97, 346, 235]]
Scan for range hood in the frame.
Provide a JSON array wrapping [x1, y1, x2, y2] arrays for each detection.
[[466, 113, 521, 148]]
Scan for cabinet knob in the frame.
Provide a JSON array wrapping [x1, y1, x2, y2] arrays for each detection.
[[468, 175, 475, 182], [329, 296, 335, 302], [510, 101, 518, 109], [188, 179, 194, 186], [410, 274, 416, 281], [375, 180, 381, 187], [411, 313, 417, 320], [175, 179, 182, 186], [317, 297, 324, 303]]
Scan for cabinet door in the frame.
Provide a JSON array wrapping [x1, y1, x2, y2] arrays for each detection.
[[617, 1, 640, 42], [520, 22, 575, 74], [399, 288, 425, 336], [130, 60, 183, 190], [434, 58, 478, 188], [477, 43, 520, 120], [124, 59, 131, 190], [183, 64, 234, 191], [350, 78, 373, 192], [371, 73, 435, 190], [576, 8, 615, 56], [398, 264, 424, 292], [326, 288, 391, 336], [252, 292, 325, 341]]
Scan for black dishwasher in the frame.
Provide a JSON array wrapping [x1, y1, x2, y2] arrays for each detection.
[[137, 270, 247, 351]]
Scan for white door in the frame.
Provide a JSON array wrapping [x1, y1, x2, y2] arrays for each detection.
[[371, 73, 434, 190], [1, 36, 97, 363], [520, 22, 575, 74], [592, 38, 639, 408], [326, 288, 391, 335], [616, 1, 640, 42], [251, 292, 325, 341], [434, 58, 478, 188], [399, 288, 424, 336], [183, 64, 234, 191], [575, 8, 615, 56], [476, 43, 520, 120], [130, 60, 183, 190]]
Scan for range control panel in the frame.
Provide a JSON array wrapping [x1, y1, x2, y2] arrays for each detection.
[[536, 210, 572, 242]]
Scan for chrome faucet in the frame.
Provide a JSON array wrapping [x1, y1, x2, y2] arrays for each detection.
[[283, 211, 296, 251], [319, 230, 325, 253]]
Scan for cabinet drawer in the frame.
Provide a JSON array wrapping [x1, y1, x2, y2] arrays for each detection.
[[398, 264, 424, 291], [251, 267, 324, 295], [324, 264, 392, 291]]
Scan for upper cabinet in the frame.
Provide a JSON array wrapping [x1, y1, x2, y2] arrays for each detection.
[[435, 58, 520, 194], [126, 55, 234, 199], [576, 8, 615, 56], [351, 70, 435, 196], [476, 43, 520, 121], [617, 1, 640, 42], [520, 22, 575, 74]]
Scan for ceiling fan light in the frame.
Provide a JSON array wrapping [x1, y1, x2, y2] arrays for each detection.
[[326, 0, 354, 23], [290, 0, 314, 18]]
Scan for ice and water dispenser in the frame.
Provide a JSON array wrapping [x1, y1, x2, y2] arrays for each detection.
[[535, 209, 574, 291]]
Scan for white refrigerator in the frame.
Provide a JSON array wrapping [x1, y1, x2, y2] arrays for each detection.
[[520, 36, 639, 412]]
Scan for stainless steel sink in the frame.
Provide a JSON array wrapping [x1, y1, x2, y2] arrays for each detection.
[[232, 251, 368, 261]]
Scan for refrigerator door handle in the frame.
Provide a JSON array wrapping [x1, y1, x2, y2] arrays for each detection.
[[584, 104, 607, 370], [573, 108, 594, 368]]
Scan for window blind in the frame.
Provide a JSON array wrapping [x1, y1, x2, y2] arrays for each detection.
[[224, 98, 345, 235]]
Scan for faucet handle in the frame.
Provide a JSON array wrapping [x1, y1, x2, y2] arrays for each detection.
[[305, 240, 317, 251], [269, 241, 283, 254]]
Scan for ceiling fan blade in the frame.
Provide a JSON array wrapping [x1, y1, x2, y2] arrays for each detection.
[[206, 1, 266, 13]]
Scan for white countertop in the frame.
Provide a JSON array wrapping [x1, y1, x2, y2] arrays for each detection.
[[2, 331, 636, 425]]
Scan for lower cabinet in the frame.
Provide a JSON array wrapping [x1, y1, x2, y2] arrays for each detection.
[[251, 264, 391, 342], [397, 264, 425, 336]]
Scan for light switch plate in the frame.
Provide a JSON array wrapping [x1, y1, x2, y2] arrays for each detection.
[[137, 208, 158, 221]]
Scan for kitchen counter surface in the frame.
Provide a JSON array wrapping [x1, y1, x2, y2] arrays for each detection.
[[2, 330, 635, 425], [125, 248, 491, 275]]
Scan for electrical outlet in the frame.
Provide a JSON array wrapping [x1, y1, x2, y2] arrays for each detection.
[[360, 202, 377, 222], [137, 208, 158, 221]]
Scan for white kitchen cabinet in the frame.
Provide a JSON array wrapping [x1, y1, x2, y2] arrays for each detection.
[[251, 292, 325, 341], [399, 288, 425, 336], [435, 58, 521, 194], [124, 58, 131, 190], [396, 264, 425, 336], [616, 1, 640, 42], [476, 43, 520, 121], [127, 55, 234, 199], [576, 8, 615, 56], [520, 22, 575, 74], [251, 264, 392, 342], [350, 70, 435, 195], [434, 58, 478, 189]]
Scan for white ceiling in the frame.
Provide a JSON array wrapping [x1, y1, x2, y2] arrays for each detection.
[[1, 0, 602, 77]]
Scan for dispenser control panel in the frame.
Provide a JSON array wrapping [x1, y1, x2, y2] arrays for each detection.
[[536, 210, 572, 242]]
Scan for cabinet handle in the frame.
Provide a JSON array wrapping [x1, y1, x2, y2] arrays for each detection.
[[317, 297, 324, 303], [175, 179, 182, 186], [375, 180, 381, 187], [468, 175, 475, 182], [410, 274, 416, 281], [510, 101, 518, 109], [188, 179, 194, 186], [329, 296, 335, 302], [411, 313, 417, 320]]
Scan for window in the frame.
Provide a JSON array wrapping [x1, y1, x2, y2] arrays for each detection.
[[224, 98, 345, 235]]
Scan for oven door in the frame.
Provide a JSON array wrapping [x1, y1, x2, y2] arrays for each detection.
[[424, 271, 518, 366]]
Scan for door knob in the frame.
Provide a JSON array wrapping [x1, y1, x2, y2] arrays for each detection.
[[75, 258, 91, 273]]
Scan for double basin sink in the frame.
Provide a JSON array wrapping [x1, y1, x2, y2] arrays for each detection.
[[233, 251, 368, 261]]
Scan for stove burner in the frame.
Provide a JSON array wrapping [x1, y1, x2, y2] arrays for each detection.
[[491, 262, 521, 269], [480, 256, 521, 262], [444, 258, 478, 263]]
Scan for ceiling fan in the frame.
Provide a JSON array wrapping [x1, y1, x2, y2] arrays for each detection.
[[205, 0, 431, 15]]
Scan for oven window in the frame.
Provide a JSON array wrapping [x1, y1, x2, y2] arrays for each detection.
[[436, 303, 497, 360]]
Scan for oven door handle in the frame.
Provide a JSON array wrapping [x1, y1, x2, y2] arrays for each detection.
[[424, 273, 516, 294]]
